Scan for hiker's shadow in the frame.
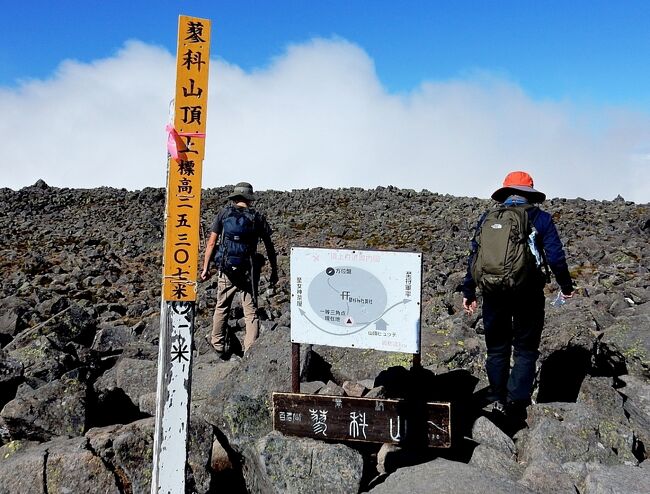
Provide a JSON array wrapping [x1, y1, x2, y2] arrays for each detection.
[[227, 328, 244, 358], [375, 366, 481, 461], [536, 347, 591, 402]]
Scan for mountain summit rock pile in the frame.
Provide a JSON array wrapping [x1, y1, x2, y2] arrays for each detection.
[[0, 182, 649, 493]]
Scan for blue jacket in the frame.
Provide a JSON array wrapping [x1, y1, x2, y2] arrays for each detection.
[[462, 205, 573, 300]]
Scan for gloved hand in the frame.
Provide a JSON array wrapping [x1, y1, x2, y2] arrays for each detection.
[[462, 297, 477, 315], [561, 284, 575, 298]]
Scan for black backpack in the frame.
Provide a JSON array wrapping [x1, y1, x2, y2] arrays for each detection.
[[470, 205, 545, 294], [214, 207, 258, 275]]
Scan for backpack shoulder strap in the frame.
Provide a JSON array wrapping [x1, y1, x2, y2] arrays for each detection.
[[526, 206, 552, 281], [219, 205, 235, 243], [473, 209, 492, 235], [244, 207, 257, 223]]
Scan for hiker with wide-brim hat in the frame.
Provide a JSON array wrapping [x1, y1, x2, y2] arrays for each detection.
[[227, 182, 257, 202], [201, 182, 278, 359], [491, 171, 546, 204], [460, 170, 574, 435]]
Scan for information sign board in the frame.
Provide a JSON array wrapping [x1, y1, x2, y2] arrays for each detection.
[[290, 247, 422, 353]]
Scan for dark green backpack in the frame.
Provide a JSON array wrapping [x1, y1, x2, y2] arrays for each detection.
[[471, 205, 541, 294]]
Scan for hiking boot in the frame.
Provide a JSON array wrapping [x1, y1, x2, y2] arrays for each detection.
[[505, 401, 528, 422], [491, 400, 506, 414], [205, 333, 228, 359], [486, 400, 510, 432], [211, 347, 230, 361]]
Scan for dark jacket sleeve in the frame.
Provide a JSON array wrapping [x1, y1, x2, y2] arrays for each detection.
[[256, 213, 278, 273], [210, 207, 228, 235], [461, 213, 487, 301], [532, 209, 574, 294]]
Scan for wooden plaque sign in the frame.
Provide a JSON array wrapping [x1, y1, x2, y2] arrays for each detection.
[[272, 393, 451, 448]]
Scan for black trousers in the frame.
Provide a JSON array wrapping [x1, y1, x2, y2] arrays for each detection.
[[482, 287, 545, 404]]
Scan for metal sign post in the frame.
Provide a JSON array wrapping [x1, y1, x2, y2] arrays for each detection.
[[152, 15, 211, 494]]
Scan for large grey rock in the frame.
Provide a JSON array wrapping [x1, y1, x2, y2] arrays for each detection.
[[201, 326, 309, 453], [137, 392, 156, 416], [584, 464, 650, 493], [536, 308, 597, 402], [575, 376, 637, 463], [299, 380, 326, 394], [1, 368, 87, 441], [91, 323, 135, 353], [45, 302, 97, 348], [540, 305, 599, 360], [187, 414, 215, 493], [518, 461, 577, 493], [311, 344, 409, 384], [600, 314, 650, 379], [469, 443, 522, 481], [86, 419, 155, 494], [368, 457, 535, 494], [0, 435, 120, 494], [6, 302, 97, 351], [342, 380, 368, 397], [45, 436, 119, 493], [471, 415, 516, 455], [8, 336, 76, 386], [618, 374, 650, 455], [0, 350, 23, 403], [520, 399, 636, 466], [317, 380, 345, 396], [0, 296, 29, 339], [0, 440, 47, 494], [189, 354, 239, 409], [245, 431, 364, 494], [94, 357, 157, 412], [560, 461, 598, 491]]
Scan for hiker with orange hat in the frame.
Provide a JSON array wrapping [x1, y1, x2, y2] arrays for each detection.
[[461, 171, 574, 432]]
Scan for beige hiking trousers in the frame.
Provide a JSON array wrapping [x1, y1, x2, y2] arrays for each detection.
[[210, 272, 259, 352]]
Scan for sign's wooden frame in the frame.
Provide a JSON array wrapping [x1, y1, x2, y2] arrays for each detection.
[[273, 392, 451, 448]]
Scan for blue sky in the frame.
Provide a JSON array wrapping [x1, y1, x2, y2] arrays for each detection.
[[4, 1, 649, 108], [1, 1, 649, 201]]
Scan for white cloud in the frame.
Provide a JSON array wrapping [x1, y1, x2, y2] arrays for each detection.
[[1, 38, 649, 202]]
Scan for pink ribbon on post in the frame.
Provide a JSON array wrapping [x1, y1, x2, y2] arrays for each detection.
[[166, 124, 206, 161]]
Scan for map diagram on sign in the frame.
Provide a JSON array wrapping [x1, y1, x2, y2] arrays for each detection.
[[291, 247, 422, 353], [303, 266, 409, 335]]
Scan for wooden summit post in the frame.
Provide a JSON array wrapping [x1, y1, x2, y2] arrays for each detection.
[[151, 15, 211, 494]]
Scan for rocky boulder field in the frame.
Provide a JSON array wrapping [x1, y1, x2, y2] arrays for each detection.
[[0, 180, 649, 493]]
